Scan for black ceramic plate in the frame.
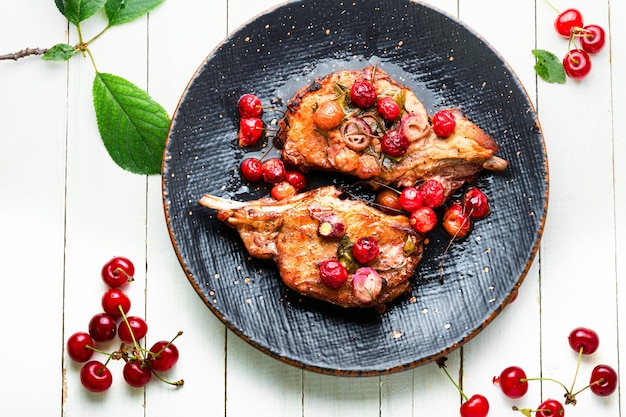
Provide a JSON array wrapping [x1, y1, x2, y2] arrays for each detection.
[[163, 0, 548, 376]]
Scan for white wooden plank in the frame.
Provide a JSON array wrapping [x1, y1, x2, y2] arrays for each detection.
[[536, 1, 619, 416], [61, 10, 151, 417], [0, 2, 68, 415], [144, 1, 230, 415]]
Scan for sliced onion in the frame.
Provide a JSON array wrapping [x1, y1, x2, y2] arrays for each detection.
[[340, 117, 374, 151], [400, 113, 429, 142]]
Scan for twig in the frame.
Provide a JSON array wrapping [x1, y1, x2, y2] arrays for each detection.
[[0, 47, 48, 61]]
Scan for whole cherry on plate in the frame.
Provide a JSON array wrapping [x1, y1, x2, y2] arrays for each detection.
[[237, 93, 263, 118]]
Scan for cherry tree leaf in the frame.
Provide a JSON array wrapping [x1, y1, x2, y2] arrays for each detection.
[[93, 72, 170, 175], [104, 0, 166, 26], [532, 49, 566, 84], [42, 43, 77, 61], [55, 0, 108, 25]]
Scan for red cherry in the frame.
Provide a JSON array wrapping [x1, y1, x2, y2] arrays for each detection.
[[410, 206, 437, 233], [240, 158, 264, 182], [494, 366, 529, 399], [376, 96, 401, 120], [261, 158, 286, 184], [350, 80, 377, 108], [420, 179, 445, 208], [318, 259, 349, 289], [101, 288, 131, 319], [460, 394, 489, 417], [88, 312, 117, 342], [432, 109, 456, 138], [555, 8, 584, 38], [149, 341, 180, 372], [270, 181, 296, 200], [563, 49, 592, 80], [442, 202, 472, 239], [568, 327, 599, 354], [352, 237, 380, 264], [66, 332, 95, 362], [589, 364, 618, 396], [285, 171, 306, 192], [80, 360, 113, 392], [237, 93, 262, 118], [463, 187, 490, 220], [381, 129, 409, 157], [101, 256, 134, 288], [399, 186, 425, 212], [123, 360, 152, 388], [536, 398, 564, 417], [238, 117, 263, 146], [579, 24, 606, 54], [117, 316, 148, 344]]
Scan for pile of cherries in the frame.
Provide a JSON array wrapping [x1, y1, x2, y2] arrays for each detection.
[[66, 256, 183, 392], [439, 327, 617, 417], [548, 3, 606, 80]]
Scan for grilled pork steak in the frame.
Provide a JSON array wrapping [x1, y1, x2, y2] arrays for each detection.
[[278, 67, 508, 200], [199, 186, 422, 310]]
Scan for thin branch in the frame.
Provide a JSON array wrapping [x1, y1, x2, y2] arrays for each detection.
[[0, 47, 48, 61]]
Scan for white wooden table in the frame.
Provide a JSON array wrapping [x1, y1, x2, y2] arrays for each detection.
[[1, 0, 623, 415]]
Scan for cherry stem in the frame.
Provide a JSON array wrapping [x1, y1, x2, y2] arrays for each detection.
[[148, 331, 184, 360], [543, 0, 560, 14], [571, 377, 605, 397], [569, 346, 583, 394], [522, 377, 570, 394], [118, 305, 144, 360], [151, 369, 185, 387], [439, 363, 469, 401]]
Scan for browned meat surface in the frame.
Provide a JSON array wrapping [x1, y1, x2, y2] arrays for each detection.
[[278, 67, 507, 200], [199, 186, 422, 310]]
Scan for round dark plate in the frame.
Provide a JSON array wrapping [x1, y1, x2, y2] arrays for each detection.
[[162, 0, 548, 376]]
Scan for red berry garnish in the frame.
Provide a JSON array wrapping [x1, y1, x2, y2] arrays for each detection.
[[66, 332, 95, 362], [80, 360, 113, 392], [420, 179, 445, 208], [117, 316, 148, 344], [563, 49, 592, 80], [536, 398, 564, 417], [463, 187, 490, 220], [442, 202, 472, 239], [555, 8, 584, 38], [350, 80, 377, 108], [318, 259, 349, 289], [351, 267, 382, 303], [285, 170, 306, 192], [101, 256, 134, 288], [238, 117, 264, 146], [494, 366, 529, 399], [352, 236, 380, 264], [376, 96, 401, 120], [579, 24, 606, 54], [568, 327, 599, 354], [88, 312, 117, 342], [270, 181, 296, 201], [374, 189, 402, 214], [237, 93, 262, 118], [410, 206, 437, 233], [381, 129, 409, 157], [399, 186, 424, 212], [149, 341, 180, 372], [432, 109, 456, 138], [123, 360, 152, 388], [460, 394, 489, 417], [240, 158, 264, 182], [101, 288, 131, 319], [261, 158, 286, 184], [589, 364, 618, 396], [312, 100, 344, 130]]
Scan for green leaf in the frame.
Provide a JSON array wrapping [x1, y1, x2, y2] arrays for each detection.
[[104, 0, 165, 26], [55, 0, 108, 25], [42, 43, 77, 61], [92, 72, 170, 175], [532, 49, 566, 84]]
